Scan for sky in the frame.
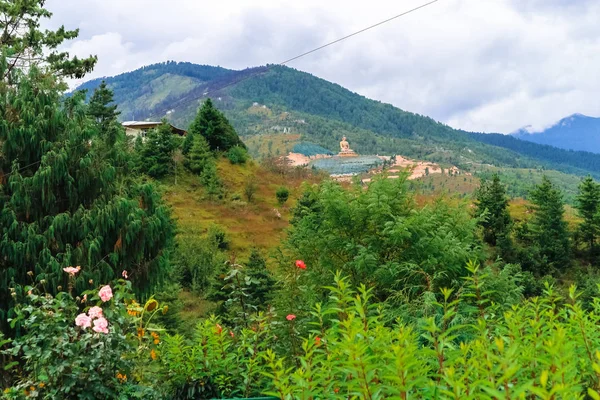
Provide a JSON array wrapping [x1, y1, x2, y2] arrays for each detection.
[[46, 0, 600, 134]]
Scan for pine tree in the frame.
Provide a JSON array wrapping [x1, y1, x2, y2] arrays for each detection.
[[0, 1, 97, 81], [184, 134, 213, 175], [0, 65, 174, 331], [529, 176, 570, 271], [245, 249, 276, 308], [575, 176, 600, 257], [87, 81, 120, 134], [474, 174, 513, 249], [187, 99, 246, 152], [140, 120, 177, 178]]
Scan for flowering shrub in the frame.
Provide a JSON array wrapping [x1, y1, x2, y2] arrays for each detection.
[[1, 269, 165, 399]]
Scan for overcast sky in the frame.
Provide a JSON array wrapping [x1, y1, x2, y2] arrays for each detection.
[[46, 0, 599, 134]]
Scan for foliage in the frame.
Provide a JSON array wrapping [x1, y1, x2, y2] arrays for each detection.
[[0, 0, 96, 81], [275, 186, 290, 206], [287, 176, 483, 313], [0, 66, 174, 332], [138, 120, 178, 178], [227, 145, 249, 165], [527, 176, 571, 273], [184, 134, 213, 175], [2, 275, 165, 399], [87, 81, 121, 138], [474, 174, 514, 259], [576, 176, 600, 257], [244, 179, 258, 203], [188, 99, 245, 152], [171, 236, 227, 294]]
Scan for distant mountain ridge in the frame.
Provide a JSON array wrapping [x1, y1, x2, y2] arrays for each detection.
[[512, 114, 600, 154], [76, 62, 600, 179]]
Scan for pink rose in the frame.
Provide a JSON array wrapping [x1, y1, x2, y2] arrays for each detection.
[[63, 266, 81, 276], [92, 317, 109, 334], [75, 313, 92, 329], [286, 314, 296, 321], [98, 285, 113, 302], [88, 306, 103, 319]]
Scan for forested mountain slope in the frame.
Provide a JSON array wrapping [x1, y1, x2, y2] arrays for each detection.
[[77, 62, 600, 178], [512, 114, 600, 154]]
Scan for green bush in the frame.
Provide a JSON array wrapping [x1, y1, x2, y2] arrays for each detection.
[[275, 186, 290, 205], [227, 146, 249, 165], [2, 273, 165, 399]]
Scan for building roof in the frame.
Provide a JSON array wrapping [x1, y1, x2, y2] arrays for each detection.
[[122, 121, 186, 136]]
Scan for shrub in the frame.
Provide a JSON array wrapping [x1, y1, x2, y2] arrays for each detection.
[[171, 236, 227, 294], [227, 146, 249, 165], [2, 270, 165, 399], [244, 179, 258, 203], [276, 186, 290, 205]]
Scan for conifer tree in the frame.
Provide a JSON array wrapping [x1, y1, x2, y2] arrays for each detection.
[[139, 120, 177, 178], [245, 249, 276, 308], [186, 99, 245, 152], [474, 174, 513, 252], [0, 63, 174, 331], [529, 176, 570, 271], [87, 81, 120, 134], [0, 0, 97, 81], [575, 176, 600, 257], [184, 134, 213, 175]]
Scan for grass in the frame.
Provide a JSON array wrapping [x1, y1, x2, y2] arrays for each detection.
[[243, 133, 301, 159]]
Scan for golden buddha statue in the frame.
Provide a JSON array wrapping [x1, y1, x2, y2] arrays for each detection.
[[338, 136, 358, 157]]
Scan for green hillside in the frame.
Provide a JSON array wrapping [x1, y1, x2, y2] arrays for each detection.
[[77, 62, 600, 181]]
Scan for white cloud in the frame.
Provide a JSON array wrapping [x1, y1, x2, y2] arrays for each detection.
[[47, 0, 600, 133]]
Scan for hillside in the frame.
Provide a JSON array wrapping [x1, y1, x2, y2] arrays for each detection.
[[512, 114, 600, 154], [77, 62, 600, 180]]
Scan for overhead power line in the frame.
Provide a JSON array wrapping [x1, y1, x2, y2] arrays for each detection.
[[202, 0, 440, 96], [3, 0, 440, 178]]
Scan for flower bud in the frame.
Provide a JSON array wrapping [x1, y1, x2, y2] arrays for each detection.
[[27, 271, 34, 277], [89, 279, 94, 285], [40, 279, 46, 285], [57, 286, 62, 291]]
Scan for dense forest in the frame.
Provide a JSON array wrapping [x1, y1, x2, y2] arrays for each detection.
[[6, 2, 600, 399]]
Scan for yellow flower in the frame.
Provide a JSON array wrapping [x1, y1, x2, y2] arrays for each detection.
[[38, 383, 45, 389], [150, 349, 157, 360]]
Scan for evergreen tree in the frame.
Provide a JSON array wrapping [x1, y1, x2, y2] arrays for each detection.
[[140, 120, 177, 179], [184, 134, 213, 175], [529, 176, 570, 271], [87, 81, 120, 134], [0, 65, 174, 331], [187, 99, 246, 152], [474, 174, 513, 250], [575, 176, 600, 257], [245, 249, 276, 308], [0, 0, 97, 81]]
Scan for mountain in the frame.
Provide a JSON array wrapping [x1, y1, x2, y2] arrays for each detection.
[[76, 62, 600, 180], [512, 114, 600, 154]]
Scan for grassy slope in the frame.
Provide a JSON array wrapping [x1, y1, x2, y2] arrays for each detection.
[[162, 157, 323, 259]]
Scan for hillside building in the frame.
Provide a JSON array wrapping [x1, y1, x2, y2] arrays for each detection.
[[122, 121, 187, 138]]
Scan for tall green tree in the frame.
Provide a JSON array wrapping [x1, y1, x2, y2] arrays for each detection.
[[474, 174, 513, 258], [0, 65, 174, 331], [529, 176, 570, 271], [139, 120, 177, 179], [0, 0, 96, 81], [186, 99, 245, 153], [184, 134, 213, 175], [87, 81, 120, 134], [575, 176, 600, 257]]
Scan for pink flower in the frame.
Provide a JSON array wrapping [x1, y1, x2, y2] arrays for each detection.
[[88, 306, 103, 319], [122, 270, 128, 279], [295, 260, 306, 270], [92, 317, 109, 334], [286, 314, 296, 321], [98, 285, 113, 302], [75, 313, 92, 329], [82, 294, 87, 303], [63, 266, 81, 276]]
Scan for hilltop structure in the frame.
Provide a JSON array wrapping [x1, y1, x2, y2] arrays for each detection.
[[338, 136, 358, 157]]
